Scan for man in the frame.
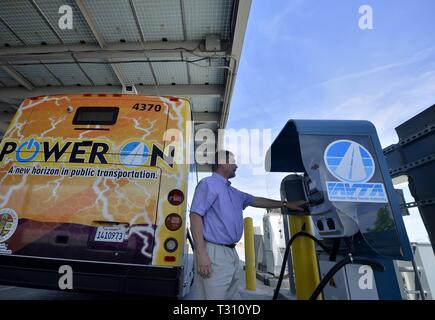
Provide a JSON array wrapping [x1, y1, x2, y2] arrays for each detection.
[[190, 150, 306, 300]]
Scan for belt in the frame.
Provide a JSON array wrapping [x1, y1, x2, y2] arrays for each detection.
[[207, 241, 236, 249], [222, 243, 236, 249]]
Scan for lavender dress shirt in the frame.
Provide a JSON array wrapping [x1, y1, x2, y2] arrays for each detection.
[[190, 172, 254, 245]]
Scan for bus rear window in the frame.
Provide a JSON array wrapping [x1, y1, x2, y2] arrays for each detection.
[[73, 107, 119, 125]]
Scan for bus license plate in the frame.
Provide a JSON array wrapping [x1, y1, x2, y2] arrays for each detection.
[[94, 226, 126, 243]]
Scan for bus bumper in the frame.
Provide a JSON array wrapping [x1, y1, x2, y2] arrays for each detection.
[[0, 255, 182, 297]]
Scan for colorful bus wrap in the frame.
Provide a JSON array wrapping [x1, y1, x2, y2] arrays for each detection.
[[0, 94, 196, 297]]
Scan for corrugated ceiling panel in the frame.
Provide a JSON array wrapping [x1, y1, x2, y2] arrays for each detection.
[[14, 65, 61, 86], [116, 62, 155, 85], [152, 61, 188, 85], [190, 96, 221, 113], [0, 69, 20, 87], [79, 63, 120, 85], [132, 0, 184, 41], [44, 63, 92, 86], [184, 0, 233, 41], [83, 0, 141, 43], [34, 0, 97, 44], [0, 0, 61, 45], [188, 56, 226, 85], [0, 20, 23, 46]]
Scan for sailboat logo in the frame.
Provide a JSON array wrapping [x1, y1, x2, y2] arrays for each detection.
[[119, 141, 149, 168], [324, 140, 375, 183]]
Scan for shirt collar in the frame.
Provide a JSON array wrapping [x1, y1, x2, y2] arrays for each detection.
[[212, 172, 231, 186]]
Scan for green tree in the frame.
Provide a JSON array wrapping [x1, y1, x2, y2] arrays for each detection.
[[368, 207, 395, 232]]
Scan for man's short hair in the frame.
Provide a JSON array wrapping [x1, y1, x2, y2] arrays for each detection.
[[212, 150, 234, 172]]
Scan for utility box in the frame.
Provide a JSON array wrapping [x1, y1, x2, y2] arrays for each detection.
[[263, 209, 287, 276], [318, 254, 379, 300], [205, 34, 221, 51], [253, 226, 266, 271]]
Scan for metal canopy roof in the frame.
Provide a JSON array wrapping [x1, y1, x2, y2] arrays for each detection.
[[0, 0, 251, 170]]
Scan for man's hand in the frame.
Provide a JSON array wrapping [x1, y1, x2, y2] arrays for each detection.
[[196, 250, 212, 278], [285, 200, 308, 211], [251, 197, 309, 210]]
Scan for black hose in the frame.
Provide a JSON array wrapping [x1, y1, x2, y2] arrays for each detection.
[[308, 256, 385, 300], [272, 231, 330, 300], [187, 228, 194, 252]]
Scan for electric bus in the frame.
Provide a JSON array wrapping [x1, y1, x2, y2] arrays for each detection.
[[0, 93, 196, 298]]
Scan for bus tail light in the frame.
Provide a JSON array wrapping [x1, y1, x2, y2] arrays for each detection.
[[168, 189, 184, 206], [164, 256, 176, 262], [165, 214, 182, 231], [164, 238, 178, 252]]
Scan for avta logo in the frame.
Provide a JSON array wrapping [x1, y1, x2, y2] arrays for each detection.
[[324, 140, 388, 203], [325, 140, 374, 183]]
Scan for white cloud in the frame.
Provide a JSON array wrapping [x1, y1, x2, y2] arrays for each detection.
[[313, 45, 435, 90], [256, 0, 305, 44], [396, 183, 429, 243], [307, 52, 435, 147], [403, 211, 430, 243]]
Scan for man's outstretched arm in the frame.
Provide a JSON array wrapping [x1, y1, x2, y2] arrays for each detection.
[[250, 197, 307, 211]]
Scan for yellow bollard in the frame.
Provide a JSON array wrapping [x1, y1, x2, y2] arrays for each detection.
[[244, 217, 256, 291], [288, 215, 322, 300]]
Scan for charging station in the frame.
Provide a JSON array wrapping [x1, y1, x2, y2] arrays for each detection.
[[265, 120, 413, 300]]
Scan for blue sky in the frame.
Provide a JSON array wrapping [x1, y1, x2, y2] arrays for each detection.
[[216, 0, 435, 243]]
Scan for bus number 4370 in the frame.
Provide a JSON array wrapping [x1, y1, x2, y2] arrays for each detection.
[[132, 103, 162, 112]]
